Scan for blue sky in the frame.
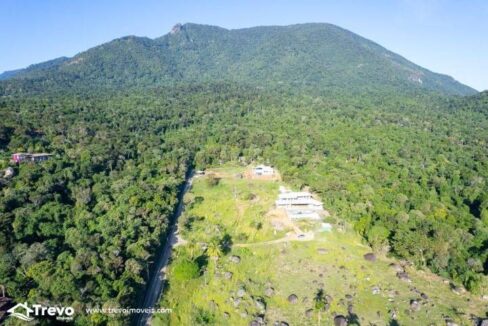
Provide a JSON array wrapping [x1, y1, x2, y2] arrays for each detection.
[[1, 0, 487, 90]]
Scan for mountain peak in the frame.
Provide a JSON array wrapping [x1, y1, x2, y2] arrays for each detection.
[[170, 23, 183, 34]]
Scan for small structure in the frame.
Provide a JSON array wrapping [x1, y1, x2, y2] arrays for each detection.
[[252, 165, 274, 176], [11, 153, 52, 164]]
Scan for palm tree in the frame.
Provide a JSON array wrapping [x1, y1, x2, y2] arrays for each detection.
[[206, 237, 222, 261]]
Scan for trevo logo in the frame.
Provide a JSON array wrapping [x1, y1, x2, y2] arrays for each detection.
[[7, 302, 75, 322]]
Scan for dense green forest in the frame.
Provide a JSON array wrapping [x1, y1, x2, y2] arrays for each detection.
[[0, 22, 487, 324]]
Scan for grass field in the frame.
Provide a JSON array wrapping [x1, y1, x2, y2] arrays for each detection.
[[153, 165, 487, 326]]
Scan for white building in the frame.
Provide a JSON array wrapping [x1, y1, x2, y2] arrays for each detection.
[[252, 165, 274, 176], [275, 191, 323, 210]]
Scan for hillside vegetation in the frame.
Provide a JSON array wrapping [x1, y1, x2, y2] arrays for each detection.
[[0, 23, 475, 95]]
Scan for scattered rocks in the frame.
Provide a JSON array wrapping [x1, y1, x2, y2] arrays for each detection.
[[287, 294, 298, 304], [317, 248, 328, 254], [363, 253, 376, 262], [229, 255, 241, 263], [334, 315, 348, 326], [396, 271, 411, 282], [305, 309, 313, 318], [410, 299, 421, 312]]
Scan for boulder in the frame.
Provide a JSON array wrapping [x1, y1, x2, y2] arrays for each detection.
[[273, 322, 289, 326], [334, 315, 348, 326], [363, 253, 376, 262], [255, 298, 266, 311], [237, 287, 246, 297], [224, 271, 233, 280], [305, 309, 313, 318], [479, 319, 488, 326], [230, 255, 241, 263], [317, 248, 328, 254], [3, 167, 14, 178], [287, 294, 298, 304], [396, 271, 411, 282], [250, 316, 265, 326], [451, 285, 466, 295], [410, 299, 421, 312], [420, 292, 428, 300], [371, 286, 380, 295], [389, 263, 404, 272], [265, 287, 275, 297]]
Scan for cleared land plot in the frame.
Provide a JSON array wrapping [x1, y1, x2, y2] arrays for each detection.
[[154, 166, 487, 326]]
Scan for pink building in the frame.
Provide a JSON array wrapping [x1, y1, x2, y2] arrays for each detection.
[[11, 153, 52, 164]]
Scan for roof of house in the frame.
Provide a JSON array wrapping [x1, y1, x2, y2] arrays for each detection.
[[278, 192, 313, 199], [254, 164, 273, 169]]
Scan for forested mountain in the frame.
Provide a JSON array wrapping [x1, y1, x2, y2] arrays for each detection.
[[0, 23, 486, 325], [0, 23, 476, 95]]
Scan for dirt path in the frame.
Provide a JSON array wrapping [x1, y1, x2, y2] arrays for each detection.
[[234, 231, 315, 247]]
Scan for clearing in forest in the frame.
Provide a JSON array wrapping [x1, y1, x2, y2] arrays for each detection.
[[153, 165, 487, 326]]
